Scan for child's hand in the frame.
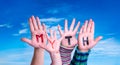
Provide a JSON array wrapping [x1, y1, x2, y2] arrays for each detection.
[[58, 19, 80, 49], [43, 29, 65, 54], [43, 30, 64, 65], [78, 19, 103, 52], [42, 28, 64, 65], [21, 16, 46, 48]]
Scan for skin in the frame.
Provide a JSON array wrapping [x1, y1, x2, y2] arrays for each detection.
[[21, 16, 46, 65], [58, 18, 80, 49], [21, 16, 102, 65], [58, 19, 80, 65], [42, 29, 65, 65], [78, 19, 103, 52]]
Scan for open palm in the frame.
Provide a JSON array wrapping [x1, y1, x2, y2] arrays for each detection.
[[21, 16, 46, 48], [43, 29, 65, 53], [78, 19, 103, 52], [58, 19, 80, 49]]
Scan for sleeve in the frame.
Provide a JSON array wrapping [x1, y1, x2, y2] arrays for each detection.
[[60, 46, 73, 65], [70, 46, 90, 65]]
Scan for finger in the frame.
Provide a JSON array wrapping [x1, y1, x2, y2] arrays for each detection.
[[83, 20, 88, 33], [29, 17, 34, 32], [80, 25, 84, 34], [70, 18, 75, 31], [50, 29, 53, 38], [58, 25, 63, 36], [73, 21, 80, 35], [45, 32, 50, 41], [58, 34, 65, 42], [31, 16, 38, 30], [90, 21, 94, 34], [64, 19, 68, 32], [54, 31, 57, 39], [36, 17, 42, 30], [87, 19, 92, 32], [21, 38, 31, 45], [78, 38, 84, 47], [94, 36, 103, 44], [42, 23, 46, 32]]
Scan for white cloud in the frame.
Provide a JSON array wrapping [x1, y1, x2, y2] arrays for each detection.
[[40, 18, 64, 22], [19, 29, 27, 34], [50, 26, 60, 37], [12, 18, 64, 36], [47, 9, 59, 14], [0, 47, 51, 65], [0, 24, 12, 28], [91, 37, 120, 56], [21, 23, 28, 28], [0, 48, 32, 65], [45, 25, 64, 38], [12, 28, 28, 36], [46, 4, 72, 15], [103, 33, 116, 36]]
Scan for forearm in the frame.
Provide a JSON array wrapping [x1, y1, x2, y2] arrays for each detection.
[[50, 52, 62, 65], [60, 46, 73, 65], [70, 46, 90, 65], [31, 48, 44, 65]]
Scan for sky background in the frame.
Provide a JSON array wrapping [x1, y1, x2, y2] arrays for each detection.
[[0, 0, 120, 65]]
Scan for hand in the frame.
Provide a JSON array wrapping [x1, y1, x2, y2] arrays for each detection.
[[43, 29, 64, 65], [78, 19, 103, 52], [58, 18, 80, 49], [43, 28, 65, 54], [21, 16, 47, 48]]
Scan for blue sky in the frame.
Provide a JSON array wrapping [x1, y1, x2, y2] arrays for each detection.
[[0, 0, 120, 65]]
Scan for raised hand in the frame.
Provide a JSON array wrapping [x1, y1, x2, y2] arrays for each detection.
[[58, 19, 80, 49], [44, 29, 65, 53], [42, 29, 65, 65], [21, 16, 46, 48], [78, 19, 103, 52]]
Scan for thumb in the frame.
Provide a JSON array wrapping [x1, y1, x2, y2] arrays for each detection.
[[94, 36, 103, 44], [21, 38, 31, 44]]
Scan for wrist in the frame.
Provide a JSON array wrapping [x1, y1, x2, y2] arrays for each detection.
[[60, 46, 73, 65], [77, 46, 90, 53], [50, 52, 62, 65], [60, 45, 74, 50], [70, 46, 90, 65], [34, 48, 44, 53], [78, 46, 89, 53], [79, 49, 89, 52], [50, 51, 60, 57]]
